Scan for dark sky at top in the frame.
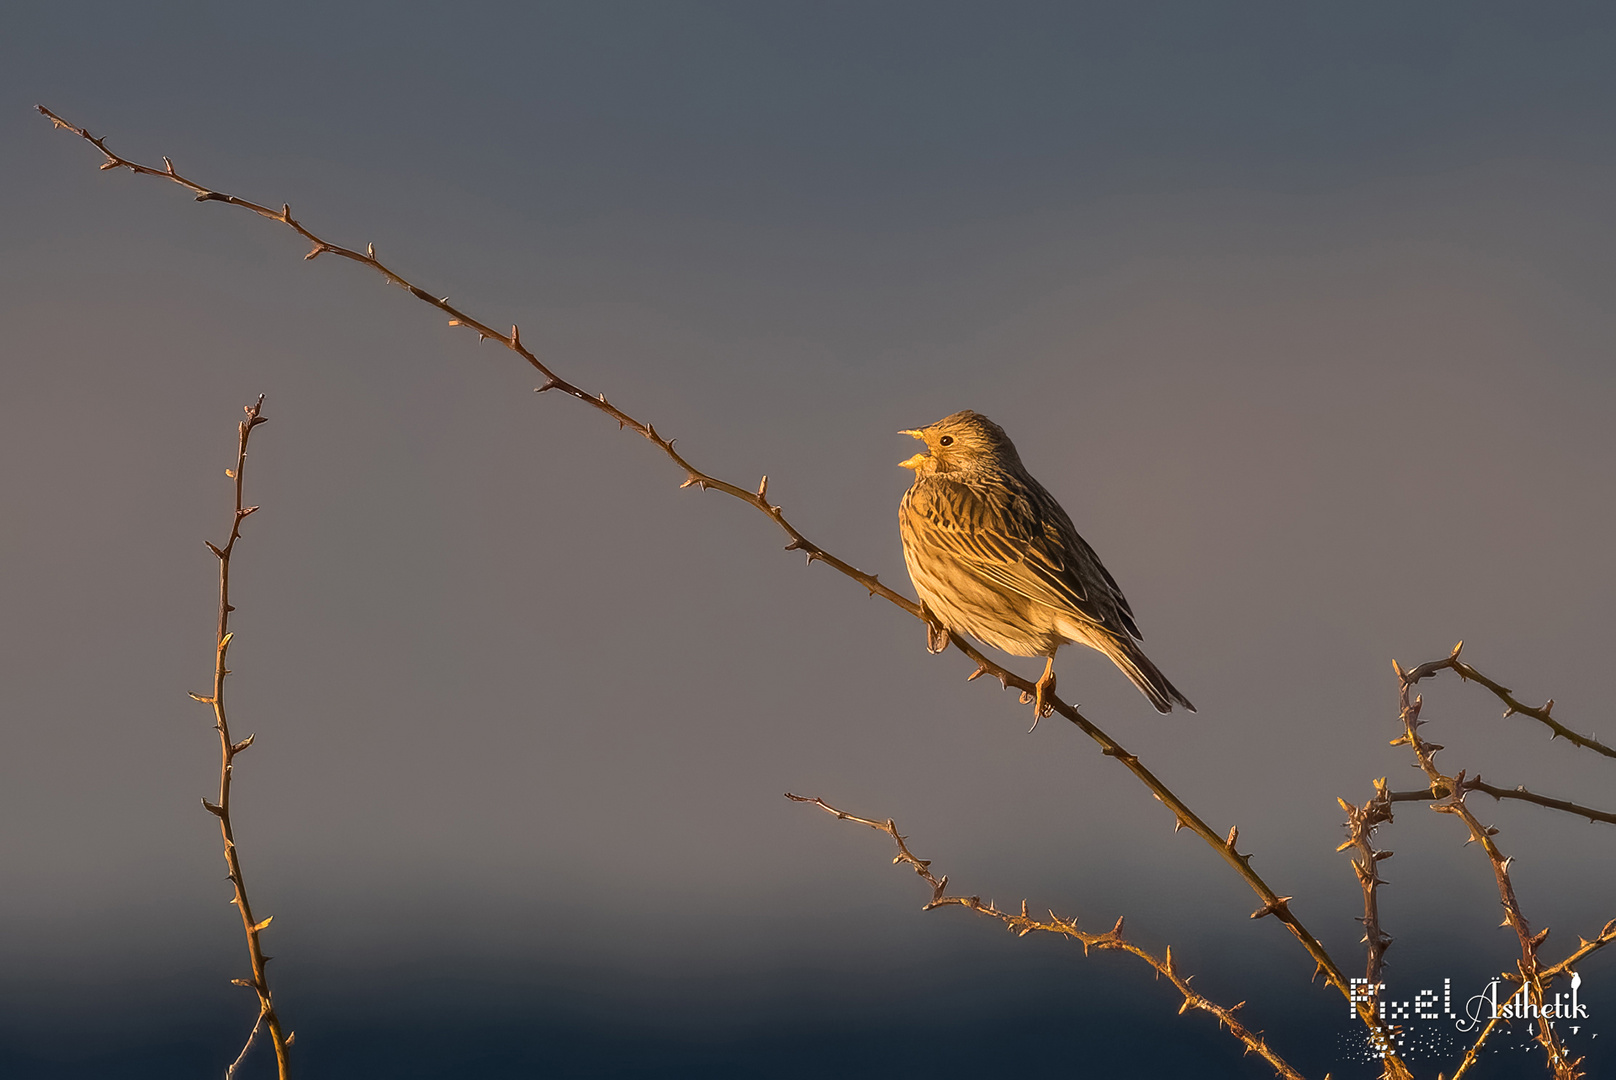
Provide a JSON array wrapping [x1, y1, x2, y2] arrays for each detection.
[[2, 3, 1614, 1075]]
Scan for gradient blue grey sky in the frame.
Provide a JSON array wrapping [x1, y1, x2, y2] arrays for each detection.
[[4, 4, 1615, 1076]]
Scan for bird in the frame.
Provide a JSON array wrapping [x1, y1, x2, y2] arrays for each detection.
[[897, 410, 1194, 719]]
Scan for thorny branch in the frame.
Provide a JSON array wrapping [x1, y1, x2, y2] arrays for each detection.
[[1398, 644, 1613, 761], [1392, 644, 1611, 1080], [786, 795, 1307, 1080], [188, 396, 292, 1080], [1449, 1014, 1505, 1080], [1387, 780, 1616, 827], [1337, 779, 1396, 988], [42, 105, 1394, 1067]]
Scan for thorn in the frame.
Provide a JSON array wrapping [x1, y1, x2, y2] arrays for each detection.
[[1451, 640, 1464, 659], [231, 734, 256, 754], [303, 241, 326, 260], [286, 1032, 296, 1047], [219, 631, 234, 651], [205, 541, 225, 558], [1249, 896, 1292, 921], [1173, 817, 1186, 833], [1542, 699, 1555, 716], [188, 692, 214, 704], [251, 916, 274, 932], [201, 798, 224, 817], [966, 663, 988, 682], [161, 155, 175, 174], [230, 978, 255, 989], [238, 505, 259, 518], [280, 203, 291, 222]]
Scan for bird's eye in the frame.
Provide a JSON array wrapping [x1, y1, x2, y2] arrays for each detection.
[[938, 435, 954, 446]]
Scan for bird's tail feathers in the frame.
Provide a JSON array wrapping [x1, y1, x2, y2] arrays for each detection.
[[1099, 635, 1196, 715]]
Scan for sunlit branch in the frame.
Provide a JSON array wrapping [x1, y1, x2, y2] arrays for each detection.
[[1386, 780, 1615, 826], [1336, 779, 1396, 989], [786, 794, 1307, 1080], [187, 396, 292, 1079], [1400, 644, 1614, 761]]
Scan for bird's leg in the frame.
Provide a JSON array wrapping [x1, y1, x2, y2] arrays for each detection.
[[921, 604, 950, 654], [1033, 656, 1057, 720], [1019, 657, 1058, 724]]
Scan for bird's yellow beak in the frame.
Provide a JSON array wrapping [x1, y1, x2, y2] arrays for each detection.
[[898, 429, 928, 469]]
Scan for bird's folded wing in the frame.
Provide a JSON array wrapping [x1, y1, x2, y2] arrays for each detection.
[[905, 480, 1115, 630]]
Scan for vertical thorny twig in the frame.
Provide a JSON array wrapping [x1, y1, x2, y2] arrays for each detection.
[[1337, 778, 1401, 1066], [190, 396, 292, 1078]]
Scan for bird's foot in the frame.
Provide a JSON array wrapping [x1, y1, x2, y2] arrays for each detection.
[[1018, 667, 1058, 732], [1032, 665, 1057, 723]]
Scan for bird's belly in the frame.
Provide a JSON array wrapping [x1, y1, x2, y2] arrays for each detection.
[[903, 550, 1063, 658]]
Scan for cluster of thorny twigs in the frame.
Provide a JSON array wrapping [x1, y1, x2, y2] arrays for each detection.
[[40, 107, 1613, 1079], [188, 397, 293, 1079], [1328, 645, 1615, 1080]]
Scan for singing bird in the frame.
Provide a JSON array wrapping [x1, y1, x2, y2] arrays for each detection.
[[897, 410, 1194, 718]]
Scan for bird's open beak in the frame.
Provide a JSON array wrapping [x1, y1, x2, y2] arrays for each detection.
[[898, 429, 928, 469]]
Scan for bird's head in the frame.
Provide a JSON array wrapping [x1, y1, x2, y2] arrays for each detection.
[[899, 410, 1019, 476]]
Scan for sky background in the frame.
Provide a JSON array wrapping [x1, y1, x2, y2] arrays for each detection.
[[3, 3, 1615, 1077]]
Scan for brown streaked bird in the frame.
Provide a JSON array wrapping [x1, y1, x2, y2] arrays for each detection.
[[897, 410, 1194, 719]]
